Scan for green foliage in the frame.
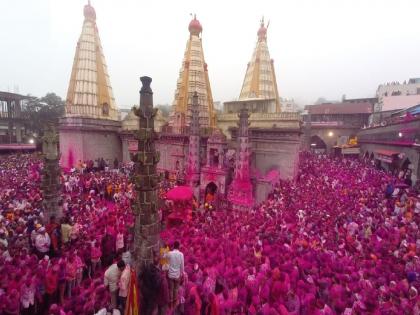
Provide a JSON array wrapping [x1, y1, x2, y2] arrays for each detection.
[[23, 93, 64, 136]]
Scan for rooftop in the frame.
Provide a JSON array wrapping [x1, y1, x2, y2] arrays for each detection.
[[0, 91, 31, 101], [305, 102, 373, 115]]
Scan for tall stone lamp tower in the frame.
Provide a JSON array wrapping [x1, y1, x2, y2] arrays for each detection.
[[187, 91, 201, 187], [227, 108, 254, 210], [131, 76, 161, 273], [41, 123, 62, 223]]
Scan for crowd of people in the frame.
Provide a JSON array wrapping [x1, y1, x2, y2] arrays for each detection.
[[0, 154, 135, 315], [0, 152, 419, 314], [161, 153, 420, 314]]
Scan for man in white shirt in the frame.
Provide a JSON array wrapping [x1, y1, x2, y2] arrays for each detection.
[[165, 241, 184, 308], [104, 260, 126, 310], [35, 227, 50, 259]]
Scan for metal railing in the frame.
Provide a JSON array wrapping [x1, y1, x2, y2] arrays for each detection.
[[218, 112, 301, 121]]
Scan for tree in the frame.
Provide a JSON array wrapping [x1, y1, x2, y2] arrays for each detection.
[[23, 93, 65, 137]]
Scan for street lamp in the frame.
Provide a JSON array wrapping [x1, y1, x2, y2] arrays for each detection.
[[398, 132, 403, 138], [28, 138, 35, 144], [311, 143, 316, 147], [328, 131, 334, 137]]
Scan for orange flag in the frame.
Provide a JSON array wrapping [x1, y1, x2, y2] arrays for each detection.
[[124, 268, 140, 315]]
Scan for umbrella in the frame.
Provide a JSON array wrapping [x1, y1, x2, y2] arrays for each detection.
[[165, 186, 193, 201]]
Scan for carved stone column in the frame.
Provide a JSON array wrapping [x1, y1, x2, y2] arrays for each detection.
[[41, 123, 62, 223], [131, 76, 161, 273], [227, 108, 254, 210], [186, 91, 201, 186]]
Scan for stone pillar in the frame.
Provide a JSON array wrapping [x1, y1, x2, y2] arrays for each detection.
[[15, 123, 22, 143], [227, 108, 254, 210], [41, 124, 62, 223], [304, 112, 312, 151], [187, 91, 201, 186], [131, 76, 161, 274], [236, 108, 251, 181]]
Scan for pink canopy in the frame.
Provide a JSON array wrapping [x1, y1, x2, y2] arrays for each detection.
[[165, 186, 193, 201]]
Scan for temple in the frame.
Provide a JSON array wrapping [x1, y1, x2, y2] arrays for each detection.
[[59, 1, 122, 168], [218, 19, 301, 186], [64, 0, 118, 120], [168, 15, 216, 131], [218, 18, 300, 137], [156, 16, 302, 208], [238, 18, 281, 111]]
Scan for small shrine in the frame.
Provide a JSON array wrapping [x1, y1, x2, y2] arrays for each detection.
[[200, 129, 229, 210]]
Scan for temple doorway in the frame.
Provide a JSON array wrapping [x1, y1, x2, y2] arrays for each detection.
[[204, 182, 218, 210], [310, 135, 327, 153]]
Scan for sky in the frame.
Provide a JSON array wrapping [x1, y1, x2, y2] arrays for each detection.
[[1, 0, 419, 108]]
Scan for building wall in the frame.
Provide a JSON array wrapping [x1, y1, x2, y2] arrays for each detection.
[[156, 136, 189, 174], [377, 80, 420, 98], [59, 129, 122, 168], [376, 79, 420, 112], [59, 117, 122, 168], [358, 119, 420, 183], [251, 139, 300, 180], [280, 98, 299, 112], [380, 95, 420, 112], [218, 112, 301, 140]]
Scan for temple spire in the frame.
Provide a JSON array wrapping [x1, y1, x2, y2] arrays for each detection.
[[168, 16, 216, 132], [239, 18, 281, 112], [65, 1, 118, 120]]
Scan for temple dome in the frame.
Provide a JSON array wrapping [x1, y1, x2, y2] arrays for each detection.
[[84, 2, 96, 21], [121, 108, 139, 131], [188, 15, 202, 36]]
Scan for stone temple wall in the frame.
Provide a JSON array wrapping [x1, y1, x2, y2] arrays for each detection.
[[252, 140, 300, 180], [230, 128, 301, 181], [59, 117, 122, 168], [156, 135, 189, 175]]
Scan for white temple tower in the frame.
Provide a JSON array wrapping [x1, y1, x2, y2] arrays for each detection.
[[168, 15, 216, 131], [59, 1, 121, 168]]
